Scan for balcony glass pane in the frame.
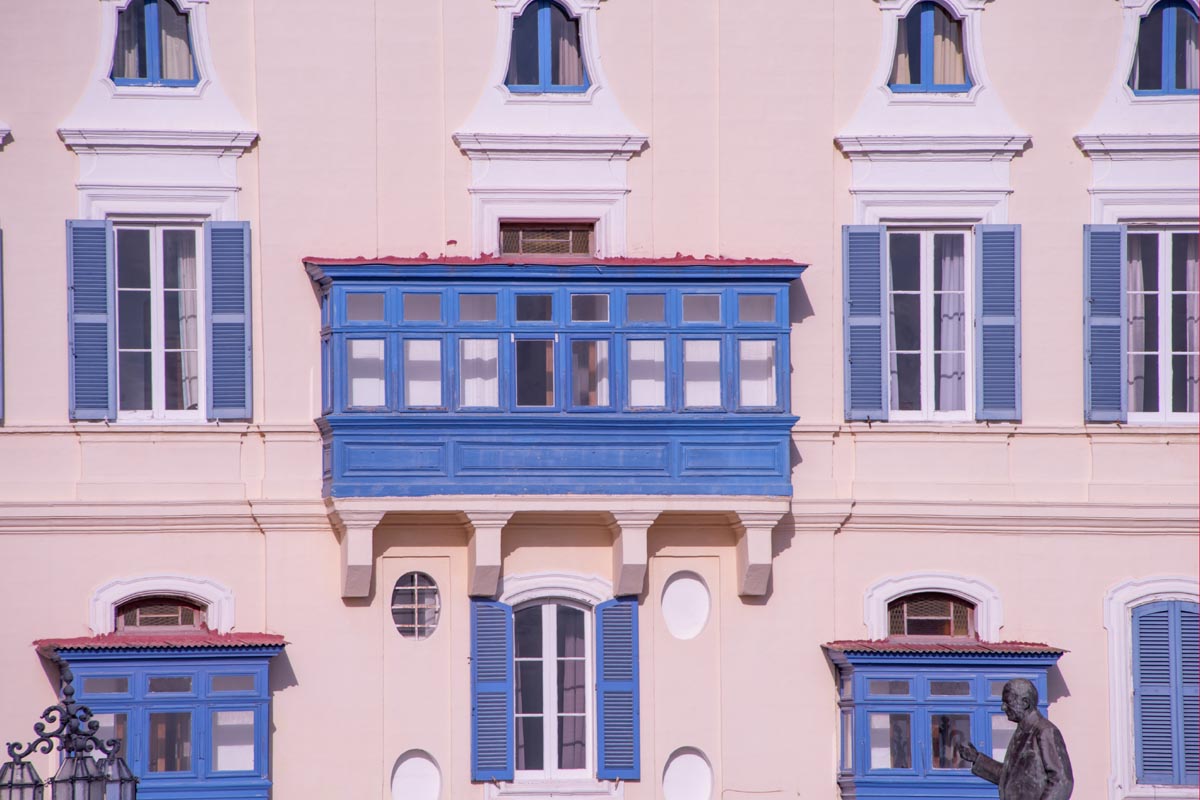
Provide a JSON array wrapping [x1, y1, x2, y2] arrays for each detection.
[[83, 677, 129, 694], [460, 339, 499, 407], [628, 340, 665, 407], [868, 679, 910, 696], [516, 340, 555, 406], [148, 676, 192, 693], [738, 340, 776, 407], [404, 294, 441, 322], [929, 713, 971, 769], [869, 713, 911, 770], [517, 295, 553, 322], [627, 294, 665, 322], [148, 712, 191, 772], [684, 340, 721, 407], [991, 714, 1016, 760], [348, 339, 386, 407], [404, 340, 442, 406], [211, 674, 255, 692], [571, 294, 608, 322], [738, 294, 775, 322], [459, 294, 497, 322], [212, 710, 255, 772], [571, 340, 609, 406], [347, 293, 385, 321], [683, 294, 720, 322]]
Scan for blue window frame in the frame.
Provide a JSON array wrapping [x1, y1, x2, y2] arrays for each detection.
[[111, 0, 200, 87], [61, 645, 282, 800], [306, 260, 803, 497], [505, 1, 590, 93], [827, 645, 1063, 800], [888, 2, 972, 93], [1129, 1, 1200, 95]]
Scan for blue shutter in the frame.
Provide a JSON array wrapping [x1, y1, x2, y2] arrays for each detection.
[[471, 599, 513, 781], [596, 596, 640, 780], [975, 225, 1022, 421], [1181, 603, 1199, 785], [205, 222, 252, 420], [1133, 600, 1200, 786], [843, 226, 887, 421], [67, 220, 116, 420], [1084, 225, 1126, 422]]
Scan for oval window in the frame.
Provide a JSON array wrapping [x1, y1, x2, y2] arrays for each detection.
[[391, 572, 440, 639]]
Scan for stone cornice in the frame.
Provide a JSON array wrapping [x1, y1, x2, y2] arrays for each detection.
[[0, 500, 330, 535], [58, 127, 258, 156], [1074, 132, 1200, 160], [833, 500, 1198, 536], [835, 134, 1031, 161], [452, 131, 648, 160]]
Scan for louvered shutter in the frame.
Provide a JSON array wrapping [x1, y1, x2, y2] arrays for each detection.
[[596, 596, 640, 780], [1133, 601, 1199, 786], [1084, 225, 1126, 422], [205, 222, 252, 420], [67, 220, 116, 420], [471, 599, 513, 781], [843, 225, 887, 421], [975, 225, 1022, 421], [1181, 603, 1199, 785]]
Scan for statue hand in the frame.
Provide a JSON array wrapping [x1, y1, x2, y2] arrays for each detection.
[[957, 742, 980, 763]]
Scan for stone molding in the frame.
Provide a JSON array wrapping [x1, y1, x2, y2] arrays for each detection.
[[90, 573, 236, 634], [863, 571, 1004, 641]]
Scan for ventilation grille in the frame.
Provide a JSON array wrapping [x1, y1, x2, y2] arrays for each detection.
[[500, 224, 593, 257]]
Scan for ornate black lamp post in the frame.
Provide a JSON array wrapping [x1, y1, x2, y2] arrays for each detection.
[[0, 665, 137, 800]]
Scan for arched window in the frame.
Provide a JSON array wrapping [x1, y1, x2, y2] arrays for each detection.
[[505, 1, 589, 93], [889, 2, 971, 93], [111, 0, 199, 87], [887, 592, 976, 637], [1129, 0, 1200, 95], [115, 596, 206, 632]]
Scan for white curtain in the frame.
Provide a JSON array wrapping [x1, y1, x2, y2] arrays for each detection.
[[932, 7, 965, 84], [173, 232, 199, 411], [211, 710, 255, 772], [934, 235, 966, 411], [159, 1, 193, 80], [629, 340, 665, 407], [684, 340, 721, 408], [349, 339, 386, 407], [1180, 8, 1199, 90], [1127, 236, 1148, 412], [459, 339, 498, 407], [405, 340, 442, 407], [551, 5, 583, 86], [113, 0, 143, 79], [738, 340, 776, 407], [1183, 234, 1199, 412], [891, 14, 912, 84]]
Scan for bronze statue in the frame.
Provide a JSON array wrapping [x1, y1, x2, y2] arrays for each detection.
[[957, 678, 1073, 800]]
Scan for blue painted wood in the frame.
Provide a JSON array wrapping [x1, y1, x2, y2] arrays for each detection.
[[205, 222, 252, 420], [830, 650, 1061, 799], [306, 264, 802, 498], [505, 0, 590, 93], [111, 0, 201, 88], [67, 220, 117, 421], [1133, 600, 1200, 786], [975, 225, 1021, 421], [1131, 2, 1200, 95], [887, 2, 973, 93], [596, 597, 640, 780], [843, 226, 888, 421], [471, 599, 514, 781], [1084, 225, 1127, 422], [62, 646, 281, 800]]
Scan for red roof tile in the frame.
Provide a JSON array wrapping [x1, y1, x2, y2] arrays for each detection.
[[823, 639, 1064, 655], [35, 631, 286, 655], [303, 254, 805, 267]]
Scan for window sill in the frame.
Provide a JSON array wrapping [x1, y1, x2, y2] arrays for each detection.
[[486, 779, 622, 800], [1114, 786, 1199, 800]]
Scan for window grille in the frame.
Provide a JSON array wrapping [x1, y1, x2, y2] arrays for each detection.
[[500, 223, 593, 257], [116, 598, 206, 631], [391, 572, 441, 639], [886, 592, 974, 637]]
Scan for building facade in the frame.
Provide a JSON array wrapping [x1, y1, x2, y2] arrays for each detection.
[[0, 1, 1196, 799]]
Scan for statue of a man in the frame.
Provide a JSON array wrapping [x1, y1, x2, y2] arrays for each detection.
[[957, 678, 1073, 800]]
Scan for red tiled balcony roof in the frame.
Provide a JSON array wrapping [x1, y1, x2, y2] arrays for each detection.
[[303, 254, 805, 267], [35, 631, 286, 656], [823, 639, 1065, 655]]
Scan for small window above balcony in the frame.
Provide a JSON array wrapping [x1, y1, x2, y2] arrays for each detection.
[[501, 222, 595, 258]]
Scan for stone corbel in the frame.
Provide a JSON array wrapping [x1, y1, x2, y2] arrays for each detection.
[[607, 511, 660, 597], [329, 508, 385, 599], [463, 511, 514, 597], [732, 510, 786, 596]]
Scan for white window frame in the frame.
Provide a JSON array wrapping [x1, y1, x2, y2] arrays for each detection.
[[864, 571, 1003, 642], [1103, 575, 1200, 800], [90, 574, 236, 635], [1126, 225, 1200, 425], [113, 220, 207, 422], [513, 599, 594, 782], [885, 226, 974, 422]]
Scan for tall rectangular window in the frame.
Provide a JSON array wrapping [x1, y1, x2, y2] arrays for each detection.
[[115, 225, 203, 419], [404, 340, 443, 407], [570, 341, 609, 406], [738, 340, 777, 407], [628, 340, 666, 408], [517, 340, 555, 407], [460, 339, 499, 407], [683, 340, 721, 408], [1128, 230, 1199, 419], [148, 711, 192, 772], [887, 229, 970, 420]]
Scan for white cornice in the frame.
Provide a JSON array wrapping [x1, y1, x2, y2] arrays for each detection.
[[835, 134, 1030, 161], [58, 127, 258, 156], [0, 500, 330, 536], [452, 132, 647, 161], [834, 500, 1199, 536], [1074, 133, 1200, 160]]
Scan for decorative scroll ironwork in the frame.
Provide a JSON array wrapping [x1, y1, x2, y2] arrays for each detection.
[[5, 665, 121, 764]]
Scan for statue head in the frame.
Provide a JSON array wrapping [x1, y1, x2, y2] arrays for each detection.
[[1000, 678, 1039, 722]]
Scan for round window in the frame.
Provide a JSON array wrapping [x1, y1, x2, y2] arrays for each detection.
[[391, 572, 440, 639]]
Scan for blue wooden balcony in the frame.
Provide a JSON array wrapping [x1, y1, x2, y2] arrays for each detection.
[[305, 259, 804, 497]]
